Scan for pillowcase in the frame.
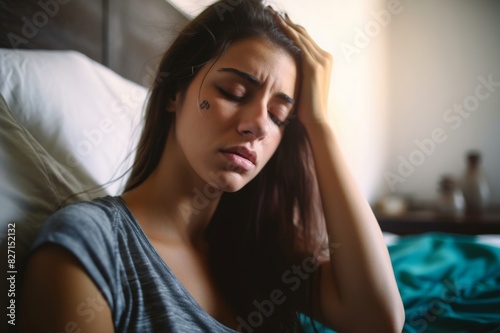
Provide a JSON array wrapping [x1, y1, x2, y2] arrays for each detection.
[[0, 48, 147, 267]]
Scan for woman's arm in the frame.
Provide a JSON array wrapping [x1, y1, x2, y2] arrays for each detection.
[[20, 245, 114, 333], [274, 12, 405, 333], [305, 126, 405, 333]]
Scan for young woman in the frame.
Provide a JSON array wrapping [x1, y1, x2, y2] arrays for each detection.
[[20, 0, 404, 332]]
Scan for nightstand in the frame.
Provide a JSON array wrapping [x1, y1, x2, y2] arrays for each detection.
[[376, 209, 500, 235]]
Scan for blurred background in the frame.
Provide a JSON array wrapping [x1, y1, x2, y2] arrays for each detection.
[[169, 0, 500, 210]]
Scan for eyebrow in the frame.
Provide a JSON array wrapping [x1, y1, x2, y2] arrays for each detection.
[[217, 67, 296, 105]]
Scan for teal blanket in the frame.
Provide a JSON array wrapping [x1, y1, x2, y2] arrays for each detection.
[[301, 233, 500, 333]]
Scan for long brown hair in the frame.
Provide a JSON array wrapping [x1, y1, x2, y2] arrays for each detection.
[[125, 1, 325, 331]]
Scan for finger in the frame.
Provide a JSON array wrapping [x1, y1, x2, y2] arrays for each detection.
[[275, 15, 325, 63], [274, 13, 326, 60], [282, 14, 321, 50]]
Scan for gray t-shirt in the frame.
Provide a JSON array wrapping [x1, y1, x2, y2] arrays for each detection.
[[31, 196, 237, 332]]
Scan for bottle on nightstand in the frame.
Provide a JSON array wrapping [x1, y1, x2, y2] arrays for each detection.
[[437, 175, 465, 216], [461, 151, 490, 215]]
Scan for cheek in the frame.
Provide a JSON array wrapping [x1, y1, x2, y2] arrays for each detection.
[[174, 98, 226, 158], [175, 104, 207, 152], [261, 133, 283, 164], [177, 96, 215, 131]]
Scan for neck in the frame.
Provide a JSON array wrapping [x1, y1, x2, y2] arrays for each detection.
[[122, 132, 222, 246]]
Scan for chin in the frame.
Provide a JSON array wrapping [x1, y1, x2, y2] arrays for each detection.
[[205, 170, 252, 193]]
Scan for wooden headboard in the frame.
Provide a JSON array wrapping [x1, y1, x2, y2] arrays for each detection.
[[0, 0, 189, 84]]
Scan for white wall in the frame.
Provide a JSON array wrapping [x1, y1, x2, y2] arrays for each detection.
[[383, 0, 500, 205]]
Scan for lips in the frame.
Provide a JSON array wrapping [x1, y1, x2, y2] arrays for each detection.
[[220, 146, 257, 171]]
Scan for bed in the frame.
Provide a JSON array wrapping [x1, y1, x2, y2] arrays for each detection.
[[1, 1, 500, 332], [302, 232, 500, 333]]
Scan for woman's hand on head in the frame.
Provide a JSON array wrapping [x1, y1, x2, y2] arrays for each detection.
[[272, 10, 333, 128]]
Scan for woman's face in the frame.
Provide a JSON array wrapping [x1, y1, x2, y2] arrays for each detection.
[[172, 37, 298, 192]]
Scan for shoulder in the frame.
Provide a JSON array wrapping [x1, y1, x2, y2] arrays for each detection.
[[26, 196, 130, 314], [29, 196, 130, 282], [44, 195, 121, 226], [33, 196, 123, 247]]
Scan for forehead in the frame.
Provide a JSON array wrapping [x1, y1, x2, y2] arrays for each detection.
[[211, 37, 298, 95]]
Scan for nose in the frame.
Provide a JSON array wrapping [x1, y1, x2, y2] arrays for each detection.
[[237, 100, 269, 140]]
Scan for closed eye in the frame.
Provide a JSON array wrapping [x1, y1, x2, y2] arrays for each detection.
[[269, 113, 288, 128], [217, 85, 291, 128], [268, 105, 292, 128], [217, 87, 245, 102]]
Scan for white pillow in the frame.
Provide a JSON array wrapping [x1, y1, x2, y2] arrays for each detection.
[[0, 48, 147, 247]]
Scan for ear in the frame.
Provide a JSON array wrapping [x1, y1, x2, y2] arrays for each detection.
[[166, 94, 176, 113]]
